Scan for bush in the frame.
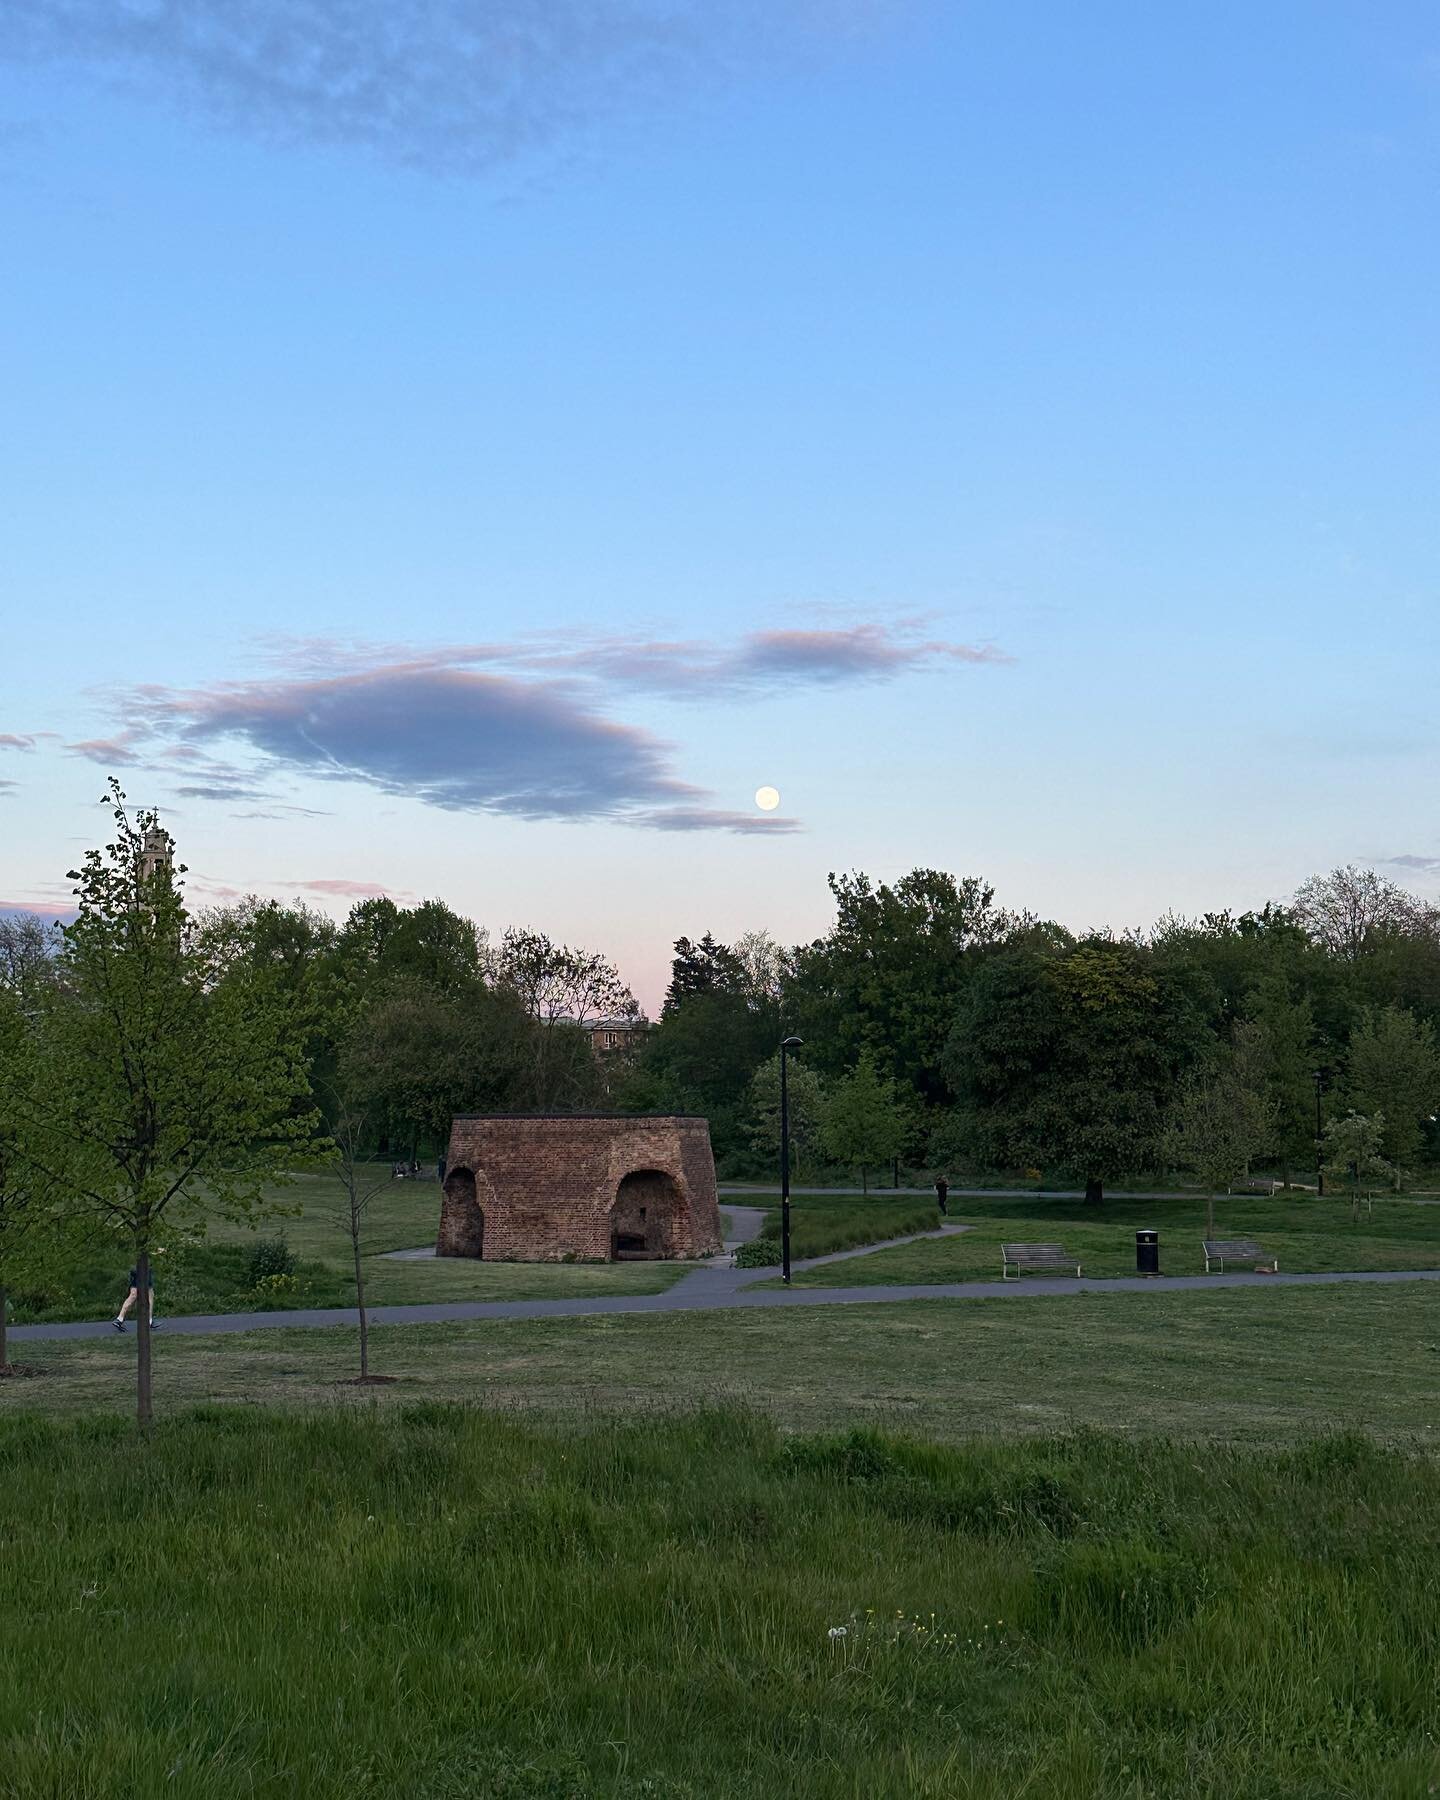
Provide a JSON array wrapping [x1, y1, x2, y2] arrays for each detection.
[[733, 1236, 781, 1268], [245, 1237, 297, 1285]]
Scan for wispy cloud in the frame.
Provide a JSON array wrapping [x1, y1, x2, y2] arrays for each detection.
[[66, 735, 144, 765], [0, 1, 893, 174], [1382, 854, 1440, 875], [262, 620, 1008, 697], [291, 878, 413, 900], [0, 733, 36, 750]]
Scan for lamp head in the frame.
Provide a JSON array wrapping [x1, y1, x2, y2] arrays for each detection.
[[781, 1036, 804, 1050]]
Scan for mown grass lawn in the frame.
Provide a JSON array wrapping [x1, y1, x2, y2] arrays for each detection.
[[775, 1192, 1440, 1286], [8, 1282, 1440, 1449], [3, 1403, 1439, 1798]]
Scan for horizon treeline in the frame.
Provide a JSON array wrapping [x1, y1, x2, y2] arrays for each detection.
[[5, 858, 1439, 1194]]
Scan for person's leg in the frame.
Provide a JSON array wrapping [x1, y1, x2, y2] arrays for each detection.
[[116, 1286, 137, 1327], [148, 1286, 155, 1323]]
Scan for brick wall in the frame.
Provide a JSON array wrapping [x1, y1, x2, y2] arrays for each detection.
[[436, 1114, 723, 1263]]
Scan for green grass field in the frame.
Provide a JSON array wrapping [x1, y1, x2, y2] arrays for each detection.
[[773, 1192, 1440, 1286], [8, 1282, 1440, 1447], [3, 1403, 1439, 1798]]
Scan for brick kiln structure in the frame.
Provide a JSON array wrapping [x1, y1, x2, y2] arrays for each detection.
[[436, 1114, 723, 1263]]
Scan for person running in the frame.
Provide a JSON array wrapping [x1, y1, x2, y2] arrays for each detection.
[[114, 1263, 157, 1331], [934, 1176, 949, 1217]]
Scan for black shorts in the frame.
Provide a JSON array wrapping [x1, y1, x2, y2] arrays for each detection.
[[128, 1270, 155, 1290]]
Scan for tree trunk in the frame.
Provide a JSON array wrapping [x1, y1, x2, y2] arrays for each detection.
[[136, 1245, 153, 1430], [1206, 1193, 1215, 1241], [1083, 1177, 1103, 1205], [861, 1167, 868, 1196], [351, 1208, 370, 1380], [0, 1279, 8, 1374]]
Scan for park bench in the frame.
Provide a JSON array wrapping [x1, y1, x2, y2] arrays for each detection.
[[1201, 1238, 1278, 1274], [1001, 1242, 1082, 1280]]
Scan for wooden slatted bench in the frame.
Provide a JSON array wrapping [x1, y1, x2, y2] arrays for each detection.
[[1001, 1242, 1082, 1280], [1202, 1238, 1278, 1274]]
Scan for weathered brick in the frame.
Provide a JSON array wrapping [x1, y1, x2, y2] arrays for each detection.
[[436, 1113, 723, 1263]]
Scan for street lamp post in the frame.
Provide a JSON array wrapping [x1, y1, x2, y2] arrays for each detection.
[[1314, 1070, 1325, 1196], [780, 1035, 804, 1284]]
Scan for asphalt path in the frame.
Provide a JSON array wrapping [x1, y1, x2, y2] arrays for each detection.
[[12, 1220, 1440, 1345]]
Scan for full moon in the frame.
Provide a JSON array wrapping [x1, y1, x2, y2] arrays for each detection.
[[754, 785, 781, 812]]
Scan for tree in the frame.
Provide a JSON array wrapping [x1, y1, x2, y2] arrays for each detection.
[[944, 934, 1209, 1202], [819, 1051, 908, 1193], [0, 993, 58, 1375], [663, 933, 746, 1013], [1162, 1033, 1276, 1238], [788, 868, 1007, 1105], [490, 928, 637, 1109], [747, 1053, 826, 1181], [341, 984, 530, 1153], [1238, 977, 1320, 1184], [1344, 1006, 1440, 1177], [1293, 867, 1425, 961], [322, 1050, 393, 1383], [1322, 1112, 1395, 1214], [22, 786, 320, 1427]]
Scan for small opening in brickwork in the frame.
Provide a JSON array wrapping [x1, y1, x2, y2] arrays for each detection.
[[610, 1170, 683, 1260]]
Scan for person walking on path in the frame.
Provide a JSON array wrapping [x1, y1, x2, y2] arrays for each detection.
[[935, 1176, 949, 1217], [114, 1263, 157, 1331]]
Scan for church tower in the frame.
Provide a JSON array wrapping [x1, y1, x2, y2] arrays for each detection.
[[137, 822, 174, 886]]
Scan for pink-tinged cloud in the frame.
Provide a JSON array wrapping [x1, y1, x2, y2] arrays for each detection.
[[0, 900, 75, 922], [0, 733, 35, 750], [257, 619, 1010, 700], [67, 736, 143, 766], [291, 878, 411, 899]]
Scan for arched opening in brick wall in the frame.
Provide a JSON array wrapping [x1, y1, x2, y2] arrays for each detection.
[[442, 1167, 484, 1258], [609, 1169, 684, 1260]]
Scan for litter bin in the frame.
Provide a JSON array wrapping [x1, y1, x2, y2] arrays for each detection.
[[1135, 1229, 1160, 1276]]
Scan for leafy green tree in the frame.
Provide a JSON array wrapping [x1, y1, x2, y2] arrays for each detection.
[[944, 934, 1208, 1202], [747, 1053, 826, 1182], [788, 868, 1007, 1105], [1238, 977, 1320, 1184], [819, 1051, 908, 1193], [1322, 1111, 1395, 1210], [0, 993, 60, 1375], [341, 984, 531, 1154], [22, 786, 320, 1427], [1345, 1005, 1440, 1174], [1162, 1030, 1276, 1237]]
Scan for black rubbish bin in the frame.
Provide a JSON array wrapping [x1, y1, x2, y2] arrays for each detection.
[[1135, 1229, 1160, 1276]]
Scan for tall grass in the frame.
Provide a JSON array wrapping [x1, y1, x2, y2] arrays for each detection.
[[3, 1406, 1437, 1796]]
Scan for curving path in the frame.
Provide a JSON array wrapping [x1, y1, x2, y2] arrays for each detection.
[[10, 1220, 1440, 1344]]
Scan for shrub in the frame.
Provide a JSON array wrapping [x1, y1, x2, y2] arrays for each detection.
[[245, 1237, 297, 1285], [733, 1236, 781, 1268]]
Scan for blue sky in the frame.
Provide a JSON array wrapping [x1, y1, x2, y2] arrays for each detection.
[[2, 1, 1437, 1007]]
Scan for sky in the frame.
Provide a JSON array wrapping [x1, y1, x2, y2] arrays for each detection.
[[1, 0, 1438, 1010]]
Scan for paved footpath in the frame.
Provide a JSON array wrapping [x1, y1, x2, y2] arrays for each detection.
[[12, 1220, 1440, 1345]]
